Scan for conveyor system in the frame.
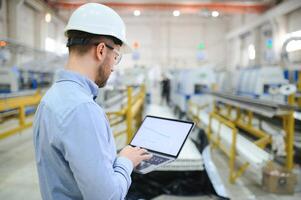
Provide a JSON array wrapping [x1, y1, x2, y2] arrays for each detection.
[[210, 118, 270, 169], [190, 105, 271, 170], [209, 91, 297, 172], [211, 92, 299, 117]]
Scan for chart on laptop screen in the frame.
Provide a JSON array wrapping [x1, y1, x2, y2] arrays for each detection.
[[131, 116, 193, 156]]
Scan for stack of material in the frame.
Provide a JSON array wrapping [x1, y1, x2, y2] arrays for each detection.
[[209, 118, 271, 169], [156, 139, 204, 171]]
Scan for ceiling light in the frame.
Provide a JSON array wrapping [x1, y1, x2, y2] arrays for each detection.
[[286, 40, 301, 52], [248, 44, 256, 60], [133, 10, 141, 17], [45, 13, 51, 23], [212, 11, 219, 18], [173, 10, 180, 17]]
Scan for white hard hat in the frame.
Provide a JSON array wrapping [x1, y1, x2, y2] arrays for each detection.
[[64, 3, 132, 54]]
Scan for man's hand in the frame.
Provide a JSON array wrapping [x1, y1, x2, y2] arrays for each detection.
[[119, 146, 152, 167]]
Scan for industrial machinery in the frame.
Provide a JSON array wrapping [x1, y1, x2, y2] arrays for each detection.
[[0, 67, 19, 93], [0, 38, 65, 139], [186, 61, 301, 186], [0, 67, 54, 93], [236, 66, 289, 103], [171, 67, 216, 117]]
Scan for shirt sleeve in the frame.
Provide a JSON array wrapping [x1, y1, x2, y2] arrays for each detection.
[[57, 102, 133, 200]]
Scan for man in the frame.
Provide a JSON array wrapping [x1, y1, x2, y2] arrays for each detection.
[[160, 75, 171, 106], [33, 3, 152, 200]]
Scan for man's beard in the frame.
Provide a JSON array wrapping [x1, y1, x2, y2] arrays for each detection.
[[95, 64, 109, 88]]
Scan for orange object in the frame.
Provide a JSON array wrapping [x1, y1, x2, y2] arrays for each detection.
[[0, 41, 7, 47], [133, 41, 139, 49]]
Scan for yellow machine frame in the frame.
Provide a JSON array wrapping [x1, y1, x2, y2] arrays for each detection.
[[0, 91, 42, 140], [213, 97, 295, 171], [187, 93, 296, 183], [207, 112, 249, 183], [107, 85, 145, 144]]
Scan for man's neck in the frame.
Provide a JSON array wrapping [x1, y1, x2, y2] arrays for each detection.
[[65, 54, 96, 82]]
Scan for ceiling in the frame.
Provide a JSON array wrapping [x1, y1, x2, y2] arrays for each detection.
[[44, 0, 278, 16]]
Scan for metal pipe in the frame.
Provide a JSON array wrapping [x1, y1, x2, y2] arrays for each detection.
[[126, 87, 133, 144], [46, 1, 270, 14]]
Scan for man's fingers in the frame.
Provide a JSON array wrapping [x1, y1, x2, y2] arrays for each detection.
[[141, 153, 153, 160], [138, 148, 148, 154]]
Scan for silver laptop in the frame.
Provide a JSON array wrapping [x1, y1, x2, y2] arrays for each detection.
[[130, 115, 195, 174]]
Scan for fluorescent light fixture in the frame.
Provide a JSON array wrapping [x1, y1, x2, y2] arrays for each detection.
[[212, 11, 219, 17], [173, 10, 180, 17], [248, 44, 256, 60], [286, 40, 301, 52], [45, 13, 51, 23], [133, 10, 141, 16], [283, 30, 301, 52], [283, 30, 301, 41], [45, 37, 55, 52]]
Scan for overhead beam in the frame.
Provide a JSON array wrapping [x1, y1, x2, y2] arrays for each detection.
[[46, 1, 271, 14], [226, 0, 301, 40]]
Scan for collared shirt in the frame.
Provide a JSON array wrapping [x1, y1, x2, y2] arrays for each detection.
[[33, 69, 133, 200]]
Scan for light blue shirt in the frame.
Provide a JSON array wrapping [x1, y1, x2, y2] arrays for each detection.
[[33, 69, 133, 200]]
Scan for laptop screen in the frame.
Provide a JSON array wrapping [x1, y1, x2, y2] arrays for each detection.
[[130, 116, 194, 157]]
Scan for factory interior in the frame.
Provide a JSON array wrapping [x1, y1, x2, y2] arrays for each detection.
[[1, 0, 301, 199]]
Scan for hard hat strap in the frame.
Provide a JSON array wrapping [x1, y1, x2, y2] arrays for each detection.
[[66, 38, 92, 47]]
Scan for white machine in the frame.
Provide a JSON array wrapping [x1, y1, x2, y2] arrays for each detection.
[[0, 67, 19, 93], [171, 67, 216, 115], [236, 66, 288, 103]]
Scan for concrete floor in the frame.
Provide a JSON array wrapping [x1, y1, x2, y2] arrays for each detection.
[[0, 87, 300, 199], [0, 124, 301, 200], [0, 128, 41, 200], [1, 123, 300, 200]]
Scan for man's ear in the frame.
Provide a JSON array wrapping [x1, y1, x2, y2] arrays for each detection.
[[95, 42, 106, 61]]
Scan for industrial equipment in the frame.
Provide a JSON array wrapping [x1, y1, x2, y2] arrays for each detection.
[[236, 66, 288, 103], [171, 67, 216, 117], [0, 67, 19, 93]]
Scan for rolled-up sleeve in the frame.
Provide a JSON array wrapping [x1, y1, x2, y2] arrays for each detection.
[[58, 102, 133, 200]]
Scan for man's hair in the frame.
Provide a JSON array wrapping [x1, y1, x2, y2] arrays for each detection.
[[66, 30, 122, 55]]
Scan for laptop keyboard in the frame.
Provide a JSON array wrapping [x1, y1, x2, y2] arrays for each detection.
[[145, 154, 169, 165], [135, 155, 170, 171], [136, 162, 151, 170]]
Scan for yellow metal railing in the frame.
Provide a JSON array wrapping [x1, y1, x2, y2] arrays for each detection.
[[188, 99, 252, 183], [214, 101, 295, 171], [0, 85, 145, 145], [187, 100, 209, 128], [0, 91, 42, 140], [296, 71, 301, 107], [207, 112, 249, 183], [107, 85, 145, 144]]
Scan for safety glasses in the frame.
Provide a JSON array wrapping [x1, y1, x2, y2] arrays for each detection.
[[104, 43, 122, 65]]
